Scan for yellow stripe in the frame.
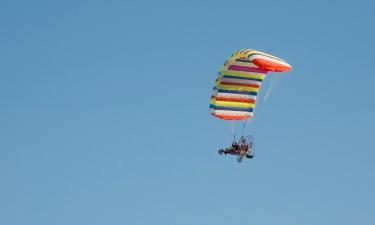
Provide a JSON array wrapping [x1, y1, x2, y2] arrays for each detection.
[[215, 77, 224, 85], [219, 70, 266, 80], [232, 49, 285, 62], [215, 84, 259, 92], [210, 100, 254, 108]]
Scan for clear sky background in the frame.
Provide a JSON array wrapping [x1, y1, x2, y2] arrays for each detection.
[[1, 0, 375, 224]]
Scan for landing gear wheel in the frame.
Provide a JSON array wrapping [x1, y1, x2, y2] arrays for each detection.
[[246, 153, 254, 159], [245, 149, 255, 158]]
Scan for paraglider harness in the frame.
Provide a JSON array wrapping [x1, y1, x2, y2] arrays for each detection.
[[218, 135, 255, 162]]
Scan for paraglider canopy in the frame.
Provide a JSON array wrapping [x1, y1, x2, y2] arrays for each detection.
[[209, 49, 292, 120]]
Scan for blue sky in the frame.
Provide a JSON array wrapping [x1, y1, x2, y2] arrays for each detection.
[[1, 0, 375, 224]]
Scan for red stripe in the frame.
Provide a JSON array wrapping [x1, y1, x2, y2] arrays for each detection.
[[252, 59, 292, 72], [220, 81, 260, 88], [213, 114, 252, 120], [213, 97, 256, 104], [228, 65, 267, 73]]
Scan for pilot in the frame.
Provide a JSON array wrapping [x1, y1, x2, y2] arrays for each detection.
[[231, 141, 240, 150]]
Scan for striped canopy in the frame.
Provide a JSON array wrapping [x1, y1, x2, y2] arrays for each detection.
[[209, 49, 292, 120]]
